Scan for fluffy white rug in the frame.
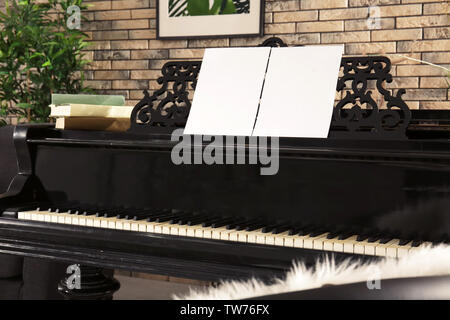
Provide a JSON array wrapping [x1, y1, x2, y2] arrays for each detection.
[[174, 244, 450, 300]]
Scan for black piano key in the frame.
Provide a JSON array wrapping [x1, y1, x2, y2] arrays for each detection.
[[96, 208, 122, 217], [411, 240, 423, 247], [271, 225, 293, 234], [120, 208, 151, 219], [309, 228, 329, 237], [144, 209, 175, 221], [326, 231, 340, 239], [337, 230, 358, 240], [356, 234, 370, 241], [288, 225, 305, 236], [262, 223, 290, 234], [188, 215, 219, 227], [49, 204, 81, 214], [325, 225, 348, 239], [367, 234, 383, 243], [379, 237, 394, 244], [245, 222, 267, 232], [201, 216, 228, 228], [75, 205, 105, 216], [398, 239, 411, 246], [178, 214, 210, 226], [229, 219, 264, 231], [88, 208, 110, 216], [261, 223, 283, 233], [154, 214, 179, 223], [157, 211, 194, 223], [158, 211, 192, 223], [224, 218, 255, 230], [295, 225, 316, 236], [210, 217, 238, 228], [169, 212, 196, 225], [226, 218, 257, 231]]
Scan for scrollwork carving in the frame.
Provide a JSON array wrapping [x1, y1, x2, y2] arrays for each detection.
[[129, 61, 201, 133], [259, 37, 287, 48], [333, 56, 411, 139]]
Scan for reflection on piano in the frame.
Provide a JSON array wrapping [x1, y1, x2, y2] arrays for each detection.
[[0, 38, 448, 299]]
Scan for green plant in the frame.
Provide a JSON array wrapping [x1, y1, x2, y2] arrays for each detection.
[[169, 0, 251, 17], [0, 0, 91, 125]]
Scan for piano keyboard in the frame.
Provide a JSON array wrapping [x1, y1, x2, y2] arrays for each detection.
[[16, 206, 433, 258]]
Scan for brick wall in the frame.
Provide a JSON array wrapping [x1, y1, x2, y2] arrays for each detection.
[[1, 0, 449, 110]]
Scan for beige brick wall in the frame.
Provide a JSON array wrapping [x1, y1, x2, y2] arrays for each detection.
[[1, 0, 449, 109]]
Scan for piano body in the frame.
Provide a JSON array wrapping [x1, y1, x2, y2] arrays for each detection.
[[0, 38, 449, 299]]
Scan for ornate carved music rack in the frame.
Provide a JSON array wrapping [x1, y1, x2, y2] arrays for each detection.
[[129, 37, 411, 139]]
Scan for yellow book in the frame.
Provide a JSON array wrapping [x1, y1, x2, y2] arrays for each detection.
[[50, 104, 133, 119], [55, 117, 130, 132]]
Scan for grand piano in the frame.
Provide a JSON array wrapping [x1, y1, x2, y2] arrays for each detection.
[[0, 38, 449, 299]]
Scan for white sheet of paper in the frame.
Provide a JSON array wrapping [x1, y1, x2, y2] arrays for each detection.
[[184, 47, 271, 136], [253, 45, 344, 138]]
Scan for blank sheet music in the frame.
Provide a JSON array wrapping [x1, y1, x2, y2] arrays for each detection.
[[184, 47, 271, 136], [253, 45, 344, 138]]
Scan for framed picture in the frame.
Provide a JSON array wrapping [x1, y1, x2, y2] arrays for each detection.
[[157, 0, 265, 39]]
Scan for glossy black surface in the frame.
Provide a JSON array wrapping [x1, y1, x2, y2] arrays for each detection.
[[0, 112, 449, 281], [22, 125, 450, 242]]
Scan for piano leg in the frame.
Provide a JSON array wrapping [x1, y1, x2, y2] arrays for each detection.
[[57, 265, 120, 300]]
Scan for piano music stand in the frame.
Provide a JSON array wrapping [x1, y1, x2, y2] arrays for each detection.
[[129, 37, 411, 140]]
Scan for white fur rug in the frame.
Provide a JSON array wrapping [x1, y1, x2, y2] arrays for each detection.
[[174, 244, 450, 300]]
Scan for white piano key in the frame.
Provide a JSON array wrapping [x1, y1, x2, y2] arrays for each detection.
[[358, 240, 380, 256], [235, 230, 249, 242], [170, 225, 179, 236], [247, 229, 264, 244], [396, 242, 413, 258], [153, 222, 167, 234], [302, 233, 329, 249], [178, 226, 187, 236], [185, 224, 202, 237], [220, 229, 237, 241], [293, 237, 304, 248], [342, 236, 359, 253], [375, 239, 401, 257], [273, 231, 290, 246], [385, 240, 406, 258], [409, 242, 433, 253], [86, 216, 95, 227], [265, 234, 276, 246], [93, 218, 101, 227], [162, 224, 172, 235], [201, 227, 214, 239], [313, 234, 334, 250], [322, 235, 338, 252], [16, 209, 431, 259]]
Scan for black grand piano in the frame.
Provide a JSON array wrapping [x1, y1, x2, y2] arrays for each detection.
[[0, 38, 449, 299]]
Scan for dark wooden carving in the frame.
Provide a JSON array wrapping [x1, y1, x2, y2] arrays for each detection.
[[259, 36, 288, 48], [332, 56, 411, 139], [129, 61, 200, 133]]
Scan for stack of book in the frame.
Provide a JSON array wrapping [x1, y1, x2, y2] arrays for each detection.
[[50, 94, 133, 132]]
